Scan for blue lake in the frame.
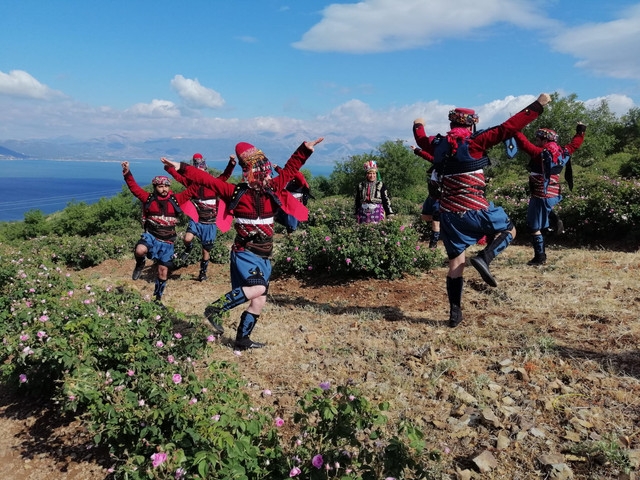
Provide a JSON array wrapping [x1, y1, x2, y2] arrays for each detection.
[[0, 159, 334, 222]]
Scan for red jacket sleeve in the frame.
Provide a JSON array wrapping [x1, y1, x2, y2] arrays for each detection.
[[564, 132, 585, 156], [413, 122, 432, 151], [270, 142, 314, 191], [177, 164, 236, 201], [514, 131, 542, 155], [164, 164, 188, 186], [123, 172, 151, 203], [469, 100, 544, 157], [413, 147, 434, 162], [218, 158, 236, 181]]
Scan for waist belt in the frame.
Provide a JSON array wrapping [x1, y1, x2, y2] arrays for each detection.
[[361, 203, 380, 211], [235, 217, 274, 225]]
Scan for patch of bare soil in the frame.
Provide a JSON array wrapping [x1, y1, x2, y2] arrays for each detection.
[[2, 244, 640, 479]]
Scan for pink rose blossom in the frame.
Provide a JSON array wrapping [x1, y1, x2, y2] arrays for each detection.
[[150, 452, 167, 468], [289, 466, 301, 477], [312, 454, 324, 469]]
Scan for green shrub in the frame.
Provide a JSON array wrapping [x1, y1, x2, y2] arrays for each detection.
[[26, 232, 138, 269], [0, 245, 432, 479], [619, 155, 640, 179], [287, 382, 436, 479], [487, 174, 640, 246], [273, 217, 441, 280]]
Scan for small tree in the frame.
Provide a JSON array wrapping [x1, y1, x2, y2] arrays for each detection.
[[521, 92, 620, 166], [22, 209, 50, 238], [330, 140, 428, 202]]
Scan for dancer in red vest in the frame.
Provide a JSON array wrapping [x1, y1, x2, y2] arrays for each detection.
[[122, 162, 191, 307], [161, 137, 323, 349], [164, 153, 236, 281]]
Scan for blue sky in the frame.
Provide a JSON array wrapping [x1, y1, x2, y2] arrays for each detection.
[[1, 0, 640, 167]]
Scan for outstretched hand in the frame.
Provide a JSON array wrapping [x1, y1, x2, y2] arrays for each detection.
[[121, 161, 130, 175], [161, 157, 180, 170], [537, 93, 552, 106], [304, 137, 324, 152]]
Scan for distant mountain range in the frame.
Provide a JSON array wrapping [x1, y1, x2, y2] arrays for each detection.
[[0, 133, 387, 169], [0, 145, 29, 159]]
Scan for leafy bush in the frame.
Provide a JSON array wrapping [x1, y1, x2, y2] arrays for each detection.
[[619, 155, 640, 179], [487, 174, 640, 246], [0, 244, 432, 479], [26, 232, 138, 269], [286, 382, 437, 479], [273, 216, 441, 280], [306, 196, 357, 229]]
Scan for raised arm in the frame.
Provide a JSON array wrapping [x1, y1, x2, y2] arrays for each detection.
[[161, 157, 234, 200], [164, 163, 188, 185], [273, 138, 324, 189], [564, 123, 586, 155], [471, 93, 550, 153], [513, 131, 542, 158], [217, 155, 237, 181], [121, 162, 150, 202]]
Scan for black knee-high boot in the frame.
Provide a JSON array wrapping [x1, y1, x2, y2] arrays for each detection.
[[482, 231, 513, 264], [182, 241, 193, 260], [429, 230, 440, 249], [446, 276, 464, 328], [470, 231, 513, 287], [528, 234, 546, 266], [198, 260, 209, 281], [235, 311, 265, 350], [132, 255, 146, 280], [153, 278, 167, 306], [204, 287, 248, 334]]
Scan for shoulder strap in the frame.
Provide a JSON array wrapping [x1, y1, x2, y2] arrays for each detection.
[[227, 183, 249, 211], [143, 193, 182, 216], [168, 194, 182, 214]]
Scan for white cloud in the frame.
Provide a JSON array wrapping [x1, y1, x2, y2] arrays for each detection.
[[549, 4, 640, 80], [293, 0, 548, 53], [584, 94, 635, 117], [0, 67, 634, 160], [126, 99, 181, 118], [0, 70, 64, 99], [170, 75, 225, 109]]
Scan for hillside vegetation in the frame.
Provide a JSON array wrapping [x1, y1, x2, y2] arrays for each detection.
[[1, 93, 639, 479]]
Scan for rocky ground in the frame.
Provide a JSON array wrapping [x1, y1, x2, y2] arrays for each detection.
[[1, 243, 639, 479]]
